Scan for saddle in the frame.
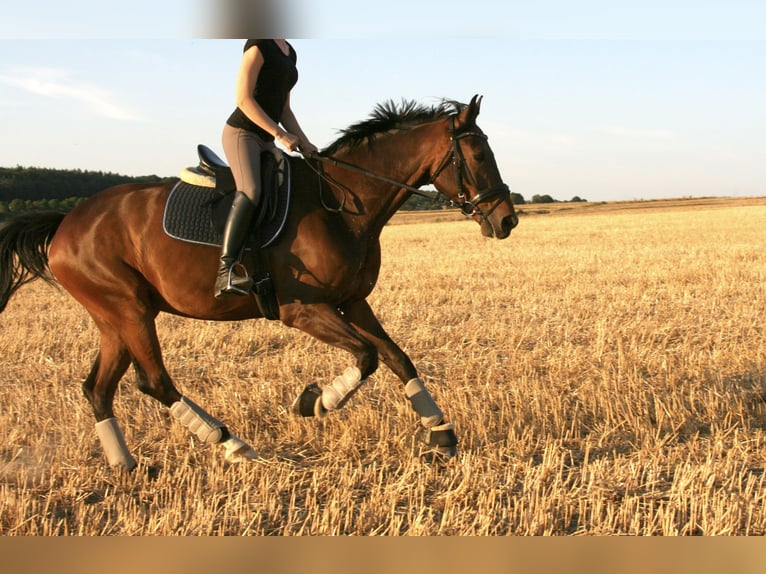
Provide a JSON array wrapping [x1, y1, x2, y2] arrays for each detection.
[[166, 145, 290, 246], [162, 145, 291, 319]]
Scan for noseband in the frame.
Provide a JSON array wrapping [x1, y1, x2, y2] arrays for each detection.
[[307, 114, 512, 219]]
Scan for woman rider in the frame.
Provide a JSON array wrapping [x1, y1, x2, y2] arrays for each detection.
[[217, 38, 317, 297]]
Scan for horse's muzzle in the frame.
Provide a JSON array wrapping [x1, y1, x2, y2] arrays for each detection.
[[492, 212, 518, 239]]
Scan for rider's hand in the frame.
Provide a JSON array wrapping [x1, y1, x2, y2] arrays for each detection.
[[275, 131, 301, 152], [299, 141, 319, 157]]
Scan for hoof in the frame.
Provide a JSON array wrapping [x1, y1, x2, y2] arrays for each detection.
[[413, 422, 458, 462], [291, 383, 327, 418], [434, 445, 458, 459], [421, 445, 458, 464], [222, 435, 257, 462]]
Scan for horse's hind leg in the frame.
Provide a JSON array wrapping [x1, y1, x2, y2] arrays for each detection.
[[119, 313, 257, 463], [83, 324, 137, 470]]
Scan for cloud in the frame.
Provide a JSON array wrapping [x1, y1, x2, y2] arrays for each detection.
[[602, 126, 675, 140], [0, 67, 142, 122], [485, 121, 577, 152]]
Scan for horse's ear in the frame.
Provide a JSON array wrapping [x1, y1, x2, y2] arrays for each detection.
[[456, 94, 483, 129], [470, 94, 483, 115]]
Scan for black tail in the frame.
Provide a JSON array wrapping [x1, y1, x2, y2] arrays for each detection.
[[0, 211, 66, 313]]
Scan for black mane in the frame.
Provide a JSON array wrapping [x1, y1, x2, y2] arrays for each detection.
[[322, 99, 465, 155]]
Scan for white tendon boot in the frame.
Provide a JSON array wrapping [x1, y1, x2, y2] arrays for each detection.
[[321, 366, 366, 412], [405, 377, 458, 457], [291, 367, 367, 418], [404, 377, 444, 427], [169, 396, 226, 443], [170, 397, 256, 462], [95, 417, 137, 471]]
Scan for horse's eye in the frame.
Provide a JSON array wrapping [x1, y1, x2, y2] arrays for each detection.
[[473, 151, 485, 162]]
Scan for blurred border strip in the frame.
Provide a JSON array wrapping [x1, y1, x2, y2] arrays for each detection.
[[2, 537, 765, 574]]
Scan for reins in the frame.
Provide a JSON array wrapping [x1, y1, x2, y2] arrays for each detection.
[[302, 115, 511, 218], [304, 154, 448, 209]]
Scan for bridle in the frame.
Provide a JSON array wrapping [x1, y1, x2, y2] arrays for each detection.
[[429, 116, 511, 218], [305, 115, 512, 221]]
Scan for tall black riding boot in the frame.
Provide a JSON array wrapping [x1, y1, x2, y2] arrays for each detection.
[[214, 191, 257, 298]]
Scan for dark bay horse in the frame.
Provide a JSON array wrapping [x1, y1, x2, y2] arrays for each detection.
[[0, 95, 517, 470]]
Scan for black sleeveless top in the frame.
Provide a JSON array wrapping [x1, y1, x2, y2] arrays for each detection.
[[226, 39, 298, 142]]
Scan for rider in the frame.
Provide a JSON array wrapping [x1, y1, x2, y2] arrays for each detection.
[[217, 38, 317, 298]]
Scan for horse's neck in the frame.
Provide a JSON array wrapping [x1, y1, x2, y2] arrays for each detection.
[[329, 135, 432, 236]]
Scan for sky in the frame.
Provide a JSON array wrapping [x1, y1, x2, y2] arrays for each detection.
[[0, 1, 764, 202]]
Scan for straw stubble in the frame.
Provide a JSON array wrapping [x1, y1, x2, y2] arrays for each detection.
[[1, 198, 765, 534]]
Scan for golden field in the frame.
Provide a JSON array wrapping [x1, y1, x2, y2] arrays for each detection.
[[1, 196, 765, 535]]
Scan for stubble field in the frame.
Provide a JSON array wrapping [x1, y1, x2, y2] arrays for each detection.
[[1, 197, 765, 535]]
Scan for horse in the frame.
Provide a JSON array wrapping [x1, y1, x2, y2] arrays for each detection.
[[0, 95, 518, 471]]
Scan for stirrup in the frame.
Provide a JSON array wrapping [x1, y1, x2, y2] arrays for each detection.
[[215, 264, 253, 297]]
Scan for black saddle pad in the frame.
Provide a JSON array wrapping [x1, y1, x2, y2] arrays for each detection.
[[162, 161, 291, 249]]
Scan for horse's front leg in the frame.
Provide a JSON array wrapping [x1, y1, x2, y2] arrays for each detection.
[[342, 299, 458, 457], [281, 302, 378, 417]]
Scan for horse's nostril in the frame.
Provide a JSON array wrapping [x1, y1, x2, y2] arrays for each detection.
[[501, 214, 518, 235]]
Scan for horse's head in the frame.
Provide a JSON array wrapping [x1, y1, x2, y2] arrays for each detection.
[[430, 95, 518, 239]]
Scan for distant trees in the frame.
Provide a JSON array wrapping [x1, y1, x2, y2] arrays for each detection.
[[0, 166, 166, 203], [529, 194, 588, 204], [0, 165, 590, 222], [401, 193, 444, 211], [0, 166, 169, 221], [0, 196, 86, 217], [531, 194, 555, 204], [401, 190, 528, 210], [400, 190, 589, 210], [8, 198, 24, 213]]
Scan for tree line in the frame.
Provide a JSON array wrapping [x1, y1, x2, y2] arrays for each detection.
[[401, 190, 586, 210], [1, 166, 587, 220], [0, 166, 166, 202], [0, 166, 168, 220]]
